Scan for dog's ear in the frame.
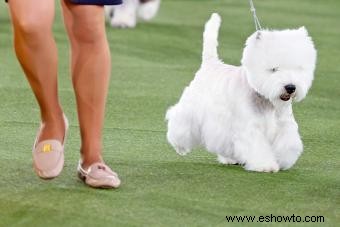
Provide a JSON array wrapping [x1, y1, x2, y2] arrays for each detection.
[[298, 26, 308, 36], [245, 31, 263, 47], [256, 31, 262, 40]]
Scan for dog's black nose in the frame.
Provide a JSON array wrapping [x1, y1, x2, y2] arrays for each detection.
[[284, 84, 296, 94]]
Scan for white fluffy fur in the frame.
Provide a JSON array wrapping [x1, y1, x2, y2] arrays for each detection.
[[105, 0, 161, 28], [166, 13, 317, 172]]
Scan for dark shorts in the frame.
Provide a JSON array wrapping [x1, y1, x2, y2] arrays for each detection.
[[70, 0, 122, 5], [5, 0, 122, 5]]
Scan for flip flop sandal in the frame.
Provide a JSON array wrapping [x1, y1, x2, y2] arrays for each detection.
[[32, 114, 69, 179], [77, 161, 121, 189]]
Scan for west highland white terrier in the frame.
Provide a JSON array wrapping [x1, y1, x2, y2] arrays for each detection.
[[105, 0, 161, 28], [166, 13, 317, 172]]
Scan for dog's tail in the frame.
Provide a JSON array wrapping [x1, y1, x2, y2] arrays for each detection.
[[202, 13, 221, 64]]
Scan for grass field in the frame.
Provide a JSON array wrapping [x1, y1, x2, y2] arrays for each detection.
[[0, 0, 339, 226]]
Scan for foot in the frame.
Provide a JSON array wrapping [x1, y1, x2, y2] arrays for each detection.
[[38, 113, 66, 144], [33, 114, 69, 179], [77, 161, 121, 189], [174, 145, 191, 156], [217, 155, 238, 165], [80, 156, 103, 170], [244, 159, 279, 173]]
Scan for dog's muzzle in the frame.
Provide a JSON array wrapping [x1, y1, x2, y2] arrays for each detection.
[[280, 84, 296, 101]]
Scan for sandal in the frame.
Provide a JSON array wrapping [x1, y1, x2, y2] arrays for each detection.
[[77, 161, 121, 189], [32, 114, 69, 179]]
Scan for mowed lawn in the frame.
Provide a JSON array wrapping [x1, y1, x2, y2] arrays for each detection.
[[0, 0, 339, 226]]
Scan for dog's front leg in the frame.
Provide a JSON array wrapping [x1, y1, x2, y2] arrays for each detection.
[[234, 131, 279, 173], [273, 120, 303, 170]]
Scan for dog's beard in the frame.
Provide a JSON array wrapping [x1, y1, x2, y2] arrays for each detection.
[[259, 80, 299, 103], [280, 92, 295, 101]]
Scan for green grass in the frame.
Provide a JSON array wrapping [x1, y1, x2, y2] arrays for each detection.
[[0, 0, 339, 226]]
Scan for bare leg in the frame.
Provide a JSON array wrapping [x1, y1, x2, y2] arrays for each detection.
[[61, 0, 111, 168], [8, 0, 65, 143]]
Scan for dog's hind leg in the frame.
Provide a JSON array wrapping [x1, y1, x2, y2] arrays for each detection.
[[217, 155, 238, 165], [202, 13, 221, 64], [166, 105, 199, 155]]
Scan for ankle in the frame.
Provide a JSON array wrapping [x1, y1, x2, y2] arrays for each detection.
[[80, 155, 103, 169], [41, 110, 64, 124], [37, 111, 67, 144], [81, 159, 103, 170]]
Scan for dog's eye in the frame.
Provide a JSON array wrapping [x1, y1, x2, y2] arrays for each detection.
[[269, 67, 279, 73]]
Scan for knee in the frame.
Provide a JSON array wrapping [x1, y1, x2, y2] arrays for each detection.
[[72, 22, 105, 45], [14, 17, 51, 42]]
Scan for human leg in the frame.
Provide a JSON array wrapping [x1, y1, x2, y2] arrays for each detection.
[[8, 0, 67, 178], [61, 0, 111, 168], [8, 0, 65, 143]]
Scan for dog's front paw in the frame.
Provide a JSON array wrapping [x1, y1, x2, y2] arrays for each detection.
[[245, 160, 279, 173], [217, 155, 238, 165]]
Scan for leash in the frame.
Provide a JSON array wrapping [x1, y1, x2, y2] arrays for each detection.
[[249, 0, 262, 31]]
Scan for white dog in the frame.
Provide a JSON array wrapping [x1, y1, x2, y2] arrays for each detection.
[[105, 0, 161, 28], [166, 13, 317, 172]]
